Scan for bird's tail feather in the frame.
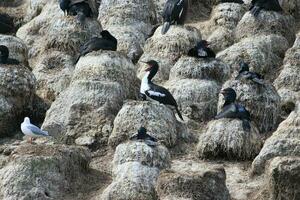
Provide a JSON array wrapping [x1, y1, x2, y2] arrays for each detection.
[[175, 106, 184, 121], [161, 22, 170, 35], [250, 6, 261, 17], [75, 54, 81, 64]]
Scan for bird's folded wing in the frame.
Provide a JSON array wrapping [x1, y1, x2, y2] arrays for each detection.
[[27, 124, 48, 136], [215, 105, 237, 119]]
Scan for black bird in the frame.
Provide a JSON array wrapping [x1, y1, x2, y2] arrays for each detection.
[[0, 13, 15, 34], [220, 0, 244, 3], [162, 0, 188, 34], [140, 60, 184, 121], [188, 40, 216, 58], [215, 88, 251, 131], [75, 30, 117, 63], [59, 0, 93, 24], [236, 61, 264, 84], [250, 0, 283, 17], [130, 127, 158, 146], [0, 45, 19, 65]]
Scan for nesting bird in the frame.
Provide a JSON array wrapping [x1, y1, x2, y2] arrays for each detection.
[[59, 0, 95, 24], [0, 45, 19, 65], [130, 127, 158, 147], [188, 40, 216, 58], [140, 60, 184, 121], [215, 88, 251, 131], [236, 61, 264, 85], [0, 13, 15, 34], [75, 30, 117, 63], [161, 0, 188, 34], [250, 0, 283, 17], [21, 117, 49, 143]]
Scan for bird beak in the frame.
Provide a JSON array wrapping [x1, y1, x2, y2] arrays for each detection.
[[140, 61, 152, 71]]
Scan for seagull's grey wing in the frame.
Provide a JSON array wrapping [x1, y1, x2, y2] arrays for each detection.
[[27, 124, 48, 136]]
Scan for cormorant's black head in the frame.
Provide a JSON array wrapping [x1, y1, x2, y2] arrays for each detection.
[[59, 0, 70, 12], [198, 40, 209, 48], [138, 127, 147, 135], [239, 61, 249, 73], [221, 88, 237, 103], [142, 60, 159, 72], [101, 30, 117, 44], [142, 60, 159, 81], [0, 45, 9, 64]]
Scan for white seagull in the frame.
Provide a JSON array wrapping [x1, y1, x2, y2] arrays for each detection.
[[21, 117, 49, 143]]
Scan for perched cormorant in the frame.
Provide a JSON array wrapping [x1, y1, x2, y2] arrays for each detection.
[[140, 60, 184, 121], [220, 0, 244, 3], [21, 117, 49, 143], [161, 0, 188, 34], [215, 88, 251, 131], [188, 40, 216, 58], [75, 30, 117, 63], [130, 127, 158, 146], [0, 45, 19, 65], [59, 0, 93, 23], [250, 0, 283, 17], [236, 61, 264, 84], [0, 13, 14, 34]]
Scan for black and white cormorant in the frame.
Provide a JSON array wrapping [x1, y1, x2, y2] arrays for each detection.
[[161, 0, 188, 34], [130, 127, 158, 146], [0, 45, 19, 65], [215, 88, 251, 131], [250, 0, 283, 17], [59, 0, 94, 24], [188, 40, 216, 58], [75, 30, 117, 63], [220, 0, 244, 3], [140, 60, 184, 121], [236, 61, 264, 85], [0, 13, 14, 34]]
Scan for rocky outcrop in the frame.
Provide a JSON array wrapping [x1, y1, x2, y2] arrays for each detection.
[[156, 160, 230, 200], [199, 3, 247, 52], [235, 11, 295, 44], [165, 79, 220, 121], [100, 141, 170, 200], [137, 26, 202, 82], [33, 50, 74, 103], [217, 34, 289, 81], [252, 102, 300, 175], [0, 144, 92, 200], [220, 79, 281, 133], [0, 36, 35, 137], [0, 34, 29, 66], [169, 56, 231, 84], [274, 32, 300, 115], [266, 156, 300, 200], [197, 119, 262, 160], [98, 0, 157, 61], [42, 51, 139, 147], [109, 101, 185, 148], [16, 0, 102, 65]]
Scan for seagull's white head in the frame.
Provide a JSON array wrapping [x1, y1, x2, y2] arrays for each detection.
[[24, 117, 30, 124]]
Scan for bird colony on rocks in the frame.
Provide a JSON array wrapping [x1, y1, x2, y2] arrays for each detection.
[[0, 0, 300, 199]]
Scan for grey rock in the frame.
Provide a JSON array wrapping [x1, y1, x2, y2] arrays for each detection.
[[165, 79, 220, 121], [197, 118, 262, 160]]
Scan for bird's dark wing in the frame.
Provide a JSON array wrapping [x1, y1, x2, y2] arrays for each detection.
[[176, 0, 188, 24], [206, 48, 216, 58], [215, 104, 238, 119], [145, 133, 158, 142], [262, 0, 283, 11], [80, 38, 116, 56], [162, 0, 176, 22], [187, 47, 198, 57], [146, 83, 178, 107]]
